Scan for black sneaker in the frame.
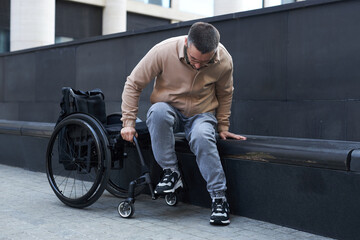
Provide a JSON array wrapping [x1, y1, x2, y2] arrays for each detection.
[[210, 198, 230, 225], [154, 169, 183, 195]]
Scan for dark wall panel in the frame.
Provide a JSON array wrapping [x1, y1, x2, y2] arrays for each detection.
[[19, 102, 59, 122], [127, 12, 171, 32], [35, 47, 76, 102], [285, 100, 347, 139], [4, 53, 37, 102], [232, 100, 347, 139], [230, 101, 288, 136], [345, 100, 360, 142], [225, 158, 360, 240], [0, 135, 26, 168], [76, 39, 126, 101], [287, 1, 360, 100], [0, 0, 10, 29], [0, 102, 19, 120], [0, 134, 48, 171], [0, 57, 3, 101], [217, 14, 288, 101]]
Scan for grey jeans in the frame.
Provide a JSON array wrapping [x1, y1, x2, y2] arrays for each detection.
[[146, 102, 227, 198]]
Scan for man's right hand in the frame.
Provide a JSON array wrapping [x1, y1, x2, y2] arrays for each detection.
[[121, 126, 138, 142]]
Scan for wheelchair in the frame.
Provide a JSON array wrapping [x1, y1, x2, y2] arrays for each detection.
[[46, 88, 180, 218]]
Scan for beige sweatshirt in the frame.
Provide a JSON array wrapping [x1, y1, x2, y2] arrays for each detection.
[[121, 36, 234, 132]]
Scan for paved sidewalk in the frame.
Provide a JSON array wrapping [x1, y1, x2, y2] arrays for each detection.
[[0, 164, 333, 240]]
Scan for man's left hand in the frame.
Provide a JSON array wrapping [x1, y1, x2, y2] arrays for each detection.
[[219, 131, 247, 140]]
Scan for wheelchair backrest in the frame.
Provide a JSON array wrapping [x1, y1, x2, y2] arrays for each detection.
[[57, 87, 107, 124]]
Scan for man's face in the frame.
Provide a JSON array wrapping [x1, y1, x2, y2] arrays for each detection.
[[185, 38, 215, 70]]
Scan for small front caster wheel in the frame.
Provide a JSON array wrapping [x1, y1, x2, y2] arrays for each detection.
[[165, 193, 178, 206], [118, 201, 135, 218]]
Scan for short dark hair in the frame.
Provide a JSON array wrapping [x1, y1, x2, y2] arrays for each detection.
[[187, 22, 220, 54]]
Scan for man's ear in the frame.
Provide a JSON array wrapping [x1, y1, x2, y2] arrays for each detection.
[[184, 37, 187, 46]]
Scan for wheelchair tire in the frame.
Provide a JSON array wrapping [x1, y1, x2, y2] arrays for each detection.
[[46, 114, 111, 208], [118, 201, 135, 218], [165, 193, 178, 206]]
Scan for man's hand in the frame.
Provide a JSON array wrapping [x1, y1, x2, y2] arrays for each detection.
[[219, 131, 247, 140], [121, 126, 138, 142]]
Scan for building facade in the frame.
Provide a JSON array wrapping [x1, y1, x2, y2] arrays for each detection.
[[0, 0, 206, 53], [0, 0, 305, 53]]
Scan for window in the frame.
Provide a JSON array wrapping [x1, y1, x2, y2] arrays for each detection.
[[131, 0, 171, 8], [264, 0, 299, 8], [0, 29, 9, 53], [55, 36, 74, 44], [179, 0, 214, 16], [0, 0, 10, 53]]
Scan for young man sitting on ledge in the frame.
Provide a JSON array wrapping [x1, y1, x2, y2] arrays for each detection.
[[120, 22, 246, 225]]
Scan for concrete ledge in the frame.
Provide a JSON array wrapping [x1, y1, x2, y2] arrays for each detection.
[[175, 132, 360, 172], [0, 119, 54, 138], [218, 135, 360, 171], [1, 119, 360, 171]]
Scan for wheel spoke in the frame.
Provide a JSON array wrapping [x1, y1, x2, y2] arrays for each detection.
[[46, 115, 110, 208]]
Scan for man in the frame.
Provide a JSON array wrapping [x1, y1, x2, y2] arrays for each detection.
[[120, 22, 246, 225]]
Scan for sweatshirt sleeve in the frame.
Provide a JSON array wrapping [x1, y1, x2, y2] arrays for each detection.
[[121, 46, 162, 127]]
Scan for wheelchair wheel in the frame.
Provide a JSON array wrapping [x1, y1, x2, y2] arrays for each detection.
[[118, 201, 134, 218], [165, 193, 178, 206], [46, 114, 111, 208]]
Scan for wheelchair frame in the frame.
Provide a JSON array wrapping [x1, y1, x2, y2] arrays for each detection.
[[46, 112, 179, 217]]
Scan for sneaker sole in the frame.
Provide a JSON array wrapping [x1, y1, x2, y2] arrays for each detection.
[[210, 219, 230, 226]]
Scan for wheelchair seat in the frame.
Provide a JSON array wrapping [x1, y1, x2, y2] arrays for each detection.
[[104, 124, 122, 134]]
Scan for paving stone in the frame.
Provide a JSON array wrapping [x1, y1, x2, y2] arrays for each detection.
[[0, 164, 334, 240]]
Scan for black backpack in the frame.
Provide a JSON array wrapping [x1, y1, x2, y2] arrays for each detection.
[[55, 87, 149, 144], [56, 87, 107, 125]]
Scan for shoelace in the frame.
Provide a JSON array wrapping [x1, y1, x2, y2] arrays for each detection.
[[162, 173, 174, 183], [215, 204, 223, 212]]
